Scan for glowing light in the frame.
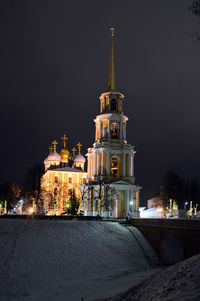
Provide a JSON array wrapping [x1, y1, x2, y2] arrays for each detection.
[[130, 201, 134, 205], [157, 207, 163, 212], [29, 208, 34, 214]]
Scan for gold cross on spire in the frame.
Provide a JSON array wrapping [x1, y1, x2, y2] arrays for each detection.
[[61, 134, 68, 149], [49, 145, 53, 154], [52, 140, 58, 151], [71, 147, 76, 156], [77, 142, 82, 153]]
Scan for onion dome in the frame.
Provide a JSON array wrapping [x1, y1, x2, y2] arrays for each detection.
[[44, 156, 50, 165], [73, 142, 85, 171], [47, 140, 61, 163], [48, 150, 61, 162], [44, 145, 53, 166], [74, 142, 85, 163], [60, 149, 69, 162], [73, 153, 86, 163], [60, 134, 69, 163]]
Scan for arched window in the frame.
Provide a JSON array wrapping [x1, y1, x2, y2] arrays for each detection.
[[68, 176, 72, 184], [111, 99, 116, 111], [54, 176, 58, 184], [111, 122, 119, 139], [111, 157, 120, 177], [82, 177, 86, 184], [68, 188, 72, 196]]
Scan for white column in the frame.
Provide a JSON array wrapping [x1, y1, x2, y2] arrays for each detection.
[[93, 151, 97, 177], [122, 152, 125, 177], [130, 191, 133, 212], [136, 191, 139, 211], [101, 151, 104, 175], [99, 121, 102, 140], [95, 120, 97, 141], [108, 187, 112, 211], [126, 190, 130, 214], [128, 154, 131, 177], [107, 151, 110, 175], [108, 120, 111, 140], [87, 155, 91, 178]]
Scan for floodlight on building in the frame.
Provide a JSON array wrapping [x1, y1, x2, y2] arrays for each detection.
[[29, 208, 34, 214]]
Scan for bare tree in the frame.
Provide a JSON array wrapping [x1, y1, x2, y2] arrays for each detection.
[[189, 0, 200, 40]]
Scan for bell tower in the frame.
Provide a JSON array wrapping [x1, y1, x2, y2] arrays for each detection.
[[85, 28, 141, 218]]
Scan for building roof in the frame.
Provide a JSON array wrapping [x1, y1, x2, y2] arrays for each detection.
[[73, 153, 86, 163], [48, 150, 61, 162], [49, 166, 87, 173]]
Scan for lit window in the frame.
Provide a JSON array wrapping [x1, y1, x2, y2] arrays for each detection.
[[111, 157, 120, 177], [68, 189, 72, 196], [111, 122, 119, 139]]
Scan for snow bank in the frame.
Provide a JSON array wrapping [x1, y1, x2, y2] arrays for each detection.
[[0, 219, 159, 301], [98, 253, 200, 301]]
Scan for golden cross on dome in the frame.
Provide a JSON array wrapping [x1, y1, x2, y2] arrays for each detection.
[[52, 140, 58, 151], [49, 145, 53, 154], [71, 147, 76, 156], [110, 27, 115, 37], [77, 142, 82, 153], [61, 134, 68, 149]]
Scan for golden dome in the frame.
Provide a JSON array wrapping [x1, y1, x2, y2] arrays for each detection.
[[60, 149, 69, 162]]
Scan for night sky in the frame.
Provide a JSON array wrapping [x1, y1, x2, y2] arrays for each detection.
[[1, 0, 200, 204]]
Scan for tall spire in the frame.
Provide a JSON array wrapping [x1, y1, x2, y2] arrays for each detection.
[[108, 27, 115, 91]]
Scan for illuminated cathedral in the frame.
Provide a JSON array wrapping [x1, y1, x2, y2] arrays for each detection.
[[41, 28, 141, 218], [41, 139, 87, 215]]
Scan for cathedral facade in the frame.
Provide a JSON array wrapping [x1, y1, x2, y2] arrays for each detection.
[[41, 28, 141, 218], [41, 139, 87, 215]]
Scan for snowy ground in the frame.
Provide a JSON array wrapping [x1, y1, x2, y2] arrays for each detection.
[[97, 253, 200, 301], [0, 219, 160, 301]]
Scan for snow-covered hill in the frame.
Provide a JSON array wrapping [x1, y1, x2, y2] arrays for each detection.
[[98, 253, 200, 301], [0, 219, 159, 301]]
